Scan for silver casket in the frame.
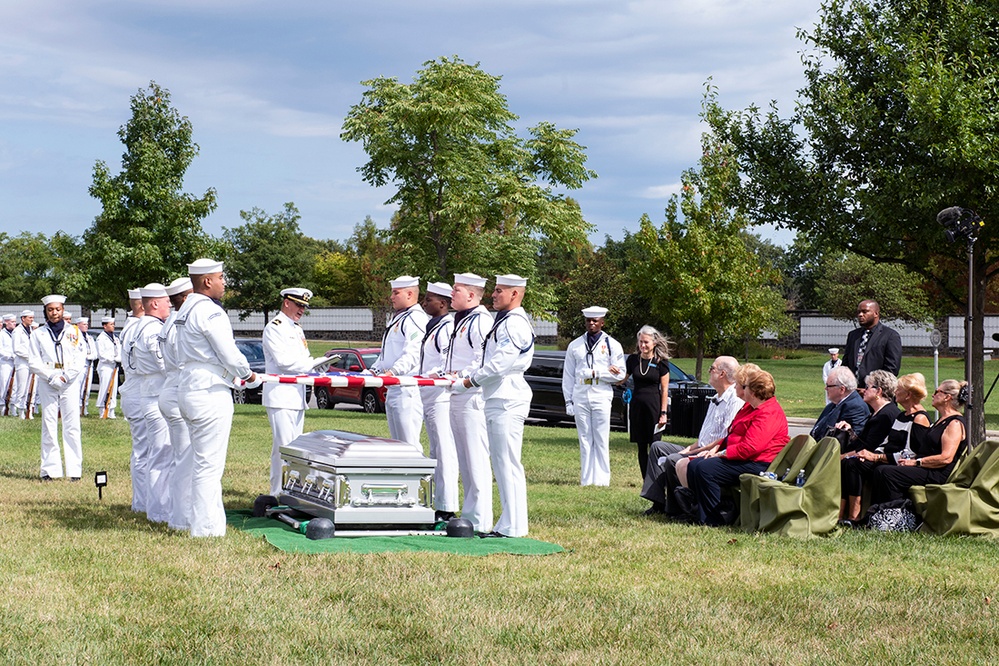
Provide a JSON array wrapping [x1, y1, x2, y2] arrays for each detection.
[[278, 430, 436, 527]]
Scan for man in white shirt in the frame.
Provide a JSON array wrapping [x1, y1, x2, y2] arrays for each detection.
[[418, 281, 457, 522], [822, 348, 841, 405], [640, 356, 744, 516], [119, 288, 148, 513], [12, 310, 35, 418], [262, 287, 325, 496], [96, 316, 121, 419], [443, 273, 494, 533], [29, 295, 87, 480], [159, 277, 194, 531], [562, 306, 626, 486], [75, 317, 98, 416], [174, 259, 259, 537], [0, 314, 15, 416], [459, 274, 535, 538], [370, 275, 429, 450]]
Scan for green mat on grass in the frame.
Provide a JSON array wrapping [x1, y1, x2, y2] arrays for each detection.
[[226, 510, 565, 556]]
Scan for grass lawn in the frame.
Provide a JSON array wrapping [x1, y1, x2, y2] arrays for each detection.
[[3, 363, 999, 664]]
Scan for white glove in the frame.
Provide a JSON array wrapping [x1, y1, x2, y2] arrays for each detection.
[[243, 374, 263, 389], [565, 402, 575, 417], [359, 369, 374, 376], [48, 374, 67, 390], [578, 368, 594, 381], [310, 356, 332, 371], [450, 379, 469, 394]]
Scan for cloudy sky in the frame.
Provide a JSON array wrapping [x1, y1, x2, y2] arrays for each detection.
[[1, 0, 821, 248]]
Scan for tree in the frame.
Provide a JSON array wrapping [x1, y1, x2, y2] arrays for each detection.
[[0, 232, 65, 303], [222, 203, 320, 321], [813, 253, 937, 323], [706, 0, 999, 440], [630, 120, 791, 379], [71, 82, 219, 310], [341, 56, 596, 312], [557, 249, 644, 350]]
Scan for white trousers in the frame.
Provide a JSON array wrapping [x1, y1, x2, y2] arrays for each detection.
[[0, 360, 14, 415], [450, 391, 493, 533], [266, 407, 304, 496], [385, 385, 424, 451], [38, 380, 83, 478], [97, 363, 118, 417], [422, 388, 458, 512], [159, 384, 192, 531], [179, 384, 234, 537], [141, 393, 173, 523], [121, 389, 147, 513], [13, 361, 30, 416], [79, 361, 94, 415], [485, 396, 530, 537], [573, 391, 613, 486]]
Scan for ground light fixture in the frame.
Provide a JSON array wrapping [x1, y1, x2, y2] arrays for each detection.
[[95, 470, 108, 500]]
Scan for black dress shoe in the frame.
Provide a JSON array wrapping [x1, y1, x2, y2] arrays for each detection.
[[69, 477, 81, 482], [644, 502, 666, 516], [479, 531, 510, 538], [40, 474, 54, 483], [673, 487, 697, 516], [435, 510, 456, 523]]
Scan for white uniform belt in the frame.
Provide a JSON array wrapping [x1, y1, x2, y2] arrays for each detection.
[[185, 360, 239, 383]]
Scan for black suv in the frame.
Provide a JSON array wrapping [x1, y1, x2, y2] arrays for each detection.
[[524, 350, 709, 432]]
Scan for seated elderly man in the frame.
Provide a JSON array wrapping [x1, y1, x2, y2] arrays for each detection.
[[686, 367, 790, 526], [640, 356, 743, 515], [810, 366, 869, 440]]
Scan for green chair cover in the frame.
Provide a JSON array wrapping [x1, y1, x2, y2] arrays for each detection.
[[739, 435, 816, 533], [910, 440, 999, 537]]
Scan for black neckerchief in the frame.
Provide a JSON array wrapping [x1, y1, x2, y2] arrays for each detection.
[[49, 319, 65, 337], [584, 331, 606, 369]]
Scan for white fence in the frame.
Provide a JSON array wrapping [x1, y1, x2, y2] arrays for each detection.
[[800, 315, 999, 350]]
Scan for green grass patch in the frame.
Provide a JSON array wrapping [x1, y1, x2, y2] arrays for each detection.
[[4, 361, 996, 663]]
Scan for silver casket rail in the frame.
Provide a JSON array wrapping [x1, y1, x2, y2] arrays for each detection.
[[278, 430, 437, 527]]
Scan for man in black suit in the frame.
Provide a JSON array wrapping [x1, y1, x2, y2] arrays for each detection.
[[843, 300, 902, 388], [811, 367, 869, 440]]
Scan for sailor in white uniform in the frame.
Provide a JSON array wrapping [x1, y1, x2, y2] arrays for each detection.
[[174, 259, 258, 537], [159, 277, 194, 531], [562, 306, 626, 486], [130, 283, 173, 523], [443, 273, 495, 533], [28, 295, 86, 480], [75, 317, 98, 415], [96, 316, 121, 419], [119, 288, 148, 513], [460, 274, 535, 538], [263, 287, 325, 496], [12, 310, 35, 418], [0, 314, 15, 416], [370, 275, 429, 450], [418, 281, 458, 522]]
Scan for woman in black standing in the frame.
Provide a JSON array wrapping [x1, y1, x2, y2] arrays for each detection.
[[621, 325, 671, 477]]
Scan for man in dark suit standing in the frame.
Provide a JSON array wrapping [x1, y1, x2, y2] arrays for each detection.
[[843, 300, 902, 388]]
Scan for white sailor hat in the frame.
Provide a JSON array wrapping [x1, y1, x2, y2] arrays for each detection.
[[495, 274, 527, 287], [453, 272, 487, 288], [389, 275, 419, 289], [166, 277, 193, 296], [127, 288, 142, 300], [41, 294, 66, 306], [2, 313, 15, 321], [828, 348, 840, 355], [281, 287, 313, 307], [426, 282, 453, 298], [581, 306, 608, 319], [101, 316, 115, 324], [75, 316, 89, 325], [20, 310, 35, 318], [140, 283, 168, 299], [188, 258, 224, 275]]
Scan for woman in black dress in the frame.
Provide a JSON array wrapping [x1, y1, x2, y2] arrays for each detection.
[[870, 379, 968, 504], [621, 325, 671, 477]]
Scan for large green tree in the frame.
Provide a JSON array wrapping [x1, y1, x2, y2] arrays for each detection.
[[222, 202, 321, 321], [631, 121, 791, 379], [341, 56, 596, 313], [706, 0, 999, 440], [71, 82, 219, 310], [0, 232, 67, 303]]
